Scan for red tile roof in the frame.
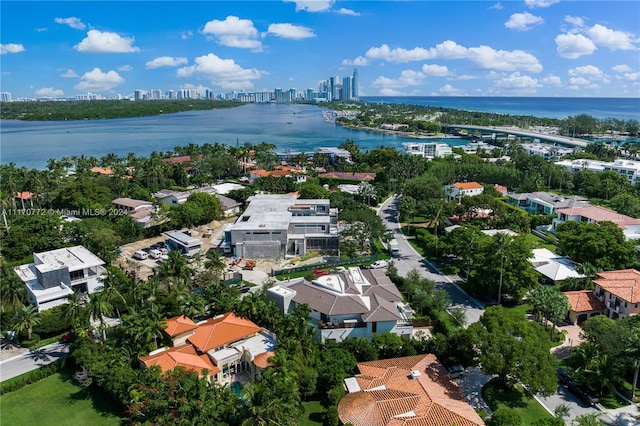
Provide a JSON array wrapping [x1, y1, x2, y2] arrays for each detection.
[[139, 344, 220, 377], [564, 290, 606, 313], [453, 182, 484, 190], [162, 155, 195, 164], [164, 315, 198, 337], [15, 191, 33, 200], [188, 312, 261, 353], [253, 351, 275, 369], [90, 167, 114, 175], [557, 206, 640, 229], [594, 269, 640, 303], [338, 354, 484, 426]]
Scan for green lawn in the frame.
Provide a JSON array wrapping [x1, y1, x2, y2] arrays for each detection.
[[301, 400, 326, 425], [482, 379, 553, 426], [523, 233, 557, 252], [1, 373, 124, 426]]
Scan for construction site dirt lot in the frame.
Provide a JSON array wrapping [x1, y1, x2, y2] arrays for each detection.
[[115, 217, 238, 281]]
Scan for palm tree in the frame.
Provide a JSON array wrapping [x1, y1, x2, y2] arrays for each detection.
[[13, 305, 41, 341], [0, 260, 27, 312], [64, 292, 88, 329], [157, 250, 195, 293], [100, 270, 127, 318], [490, 232, 515, 304], [88, 292, 114, 341]]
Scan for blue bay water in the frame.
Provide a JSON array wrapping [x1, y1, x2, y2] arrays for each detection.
[[1, 98, 638, 170]]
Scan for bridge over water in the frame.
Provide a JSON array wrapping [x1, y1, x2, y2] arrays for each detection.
[[447, 124, 590, 148]]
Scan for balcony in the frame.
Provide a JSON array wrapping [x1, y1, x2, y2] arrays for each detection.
[[318, 320, 365, 330], [607, 301, 622, 314]]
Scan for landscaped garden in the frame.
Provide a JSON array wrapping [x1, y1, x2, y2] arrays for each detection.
[[481, 378, 553, 426]]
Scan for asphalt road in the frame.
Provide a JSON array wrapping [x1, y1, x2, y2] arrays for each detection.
[[378, 195, 485, 326], [0, 341, 70, 382]]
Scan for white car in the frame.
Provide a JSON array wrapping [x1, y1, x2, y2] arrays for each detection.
[[369, 260, 389, 269]]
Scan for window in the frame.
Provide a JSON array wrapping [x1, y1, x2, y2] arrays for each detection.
[[69, 270, 84, 281]]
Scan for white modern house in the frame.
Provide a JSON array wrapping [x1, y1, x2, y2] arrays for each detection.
[[554, 158, 640, 185], [268, 267, 413, 343], [402, 142, 453, 159], [14, 245, 106, 311], [520, 143, 574, 161], [226, 194, 339, 259]]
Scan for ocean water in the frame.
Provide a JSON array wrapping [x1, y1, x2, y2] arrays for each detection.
[[362, 96, 640, 121], [1, 98, 638, 170]]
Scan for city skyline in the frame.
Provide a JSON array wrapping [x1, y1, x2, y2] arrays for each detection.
[[1, 1, 639, 99]]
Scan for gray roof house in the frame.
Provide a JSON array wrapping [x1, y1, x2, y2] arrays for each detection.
[[227, 194, 339, 259], [506, 191, 589, 215], [268, 267, 413, 342]]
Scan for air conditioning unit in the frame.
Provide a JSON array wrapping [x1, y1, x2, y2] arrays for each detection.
[[410, 370, 421, 379]]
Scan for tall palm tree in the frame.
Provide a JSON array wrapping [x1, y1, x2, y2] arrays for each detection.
[[64, 291, 88, 329], [13, 305, 41, 341], [100, 270, 127, 318], [88, 292, 114, 342], [492, 232, 514, 304], [0, 260, 27, 313]]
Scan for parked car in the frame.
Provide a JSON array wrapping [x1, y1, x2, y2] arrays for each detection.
[[148, 249, 162, 259], [567, 381, 599, 406], [447, 365, 465, 379], [133, 250, 148, 260], [369, 260, 389, 269], [557, 368, 572, 385], [314, 269, 328, 277]]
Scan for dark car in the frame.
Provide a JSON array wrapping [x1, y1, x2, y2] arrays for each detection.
[[557, 368, 572, 385], [567, 381, 599, 406]]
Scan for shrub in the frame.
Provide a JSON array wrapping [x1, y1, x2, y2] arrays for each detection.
[[0, 359, 68, 395], [489, 406, 523, 426], [32, 305, 69, 337]]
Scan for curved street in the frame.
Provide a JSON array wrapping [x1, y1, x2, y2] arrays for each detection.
[[377, 195, 485, 326]]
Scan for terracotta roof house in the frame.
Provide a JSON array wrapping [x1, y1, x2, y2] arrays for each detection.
[[593, 269, 640, 319], [268, 267, 413, 342], [564, 290, 606, 325], [139, 312, 277, 384], [338, 354, 484, 426], [14, 191, 34, 209], [553, 205, 640, 241], [444, 182, 484, 202], [112, 197, 156, 228], [161, 155, 196, 164]]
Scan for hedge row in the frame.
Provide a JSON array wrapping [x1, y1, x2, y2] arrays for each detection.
[[0, 358, 69, 395]]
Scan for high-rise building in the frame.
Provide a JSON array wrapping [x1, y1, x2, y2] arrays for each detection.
[[352, 69, 359, 100], [134, 90, 145, 101], [342, 76, 352, 100], [0, 92, 12, 102]]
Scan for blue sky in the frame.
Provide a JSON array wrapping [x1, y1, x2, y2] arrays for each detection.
[[1, 0, 639, 99]]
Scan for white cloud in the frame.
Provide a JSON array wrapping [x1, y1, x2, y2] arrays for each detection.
[[36, 27, 48, 32], [145, 56, 188, 69], [587, 24, 638, 51], [505, 12, 544, 31], [264, 23, 315, 39], [379, 88, 406, 96], [494, 72, 541, 93], [1, 43, 25, 54], [622, 73, 640, 82], [612, 64, 632, 73], [541, 74, 562, 86], [35, 87, 64, 97], [54, 17, 85, 30], [490, 3, 503, 10], [336, 8, 359, 16], [564, 15, 585, 28], [60, 69, 78, 78], [75, 68, 125, 91], [177, 53, 264, 90], [421, 64, 449, 76], [202, 16, 261, 50], [350, 40, 541, 72], [467, 45, 542, 72], [437, 84, 467, 96], [181, 30, 193, 40], [284, 0, 334, 12], [525, 0, 559, 8], [118, 64, 132, 72], [342, 56, 369, 66], [74, 30, 140, 53], [555, 32, 597, 59], [568, 65, 605, 79], [567, 76, 591, 86]]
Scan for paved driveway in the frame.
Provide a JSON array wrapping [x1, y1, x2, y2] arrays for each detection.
[[455, 367, 496, 414]]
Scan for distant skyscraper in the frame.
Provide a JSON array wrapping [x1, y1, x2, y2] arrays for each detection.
[[0, 92, 12, 102], [352, 69, 359, 100], [342, 76, 352, 100], [134, 90, 145, 101]]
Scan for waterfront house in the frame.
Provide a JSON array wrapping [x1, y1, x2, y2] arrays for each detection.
[[554, 158, 640, 186], [227, 194, 339, 259], [593, 269, 640, 319], [268, 267, 413, 343], [402, 142, 453, 159], [338, 354, 485, 426], [139, 312, 276, 384], [14, 245, 106, 311]]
